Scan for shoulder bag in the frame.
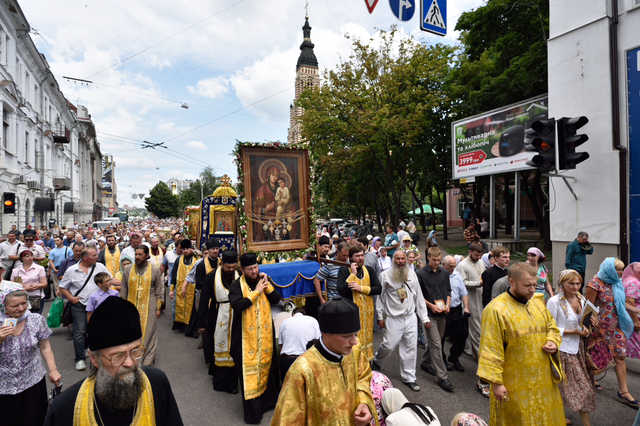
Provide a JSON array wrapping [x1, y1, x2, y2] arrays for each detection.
[[61, 264, 96, 327]]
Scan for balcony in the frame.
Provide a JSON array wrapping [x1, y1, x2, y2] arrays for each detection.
[[53, 177, 71, 191], [52, 124, 70, 144]]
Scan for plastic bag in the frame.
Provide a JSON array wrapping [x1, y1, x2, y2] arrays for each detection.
[[47, 297, 64, 328]]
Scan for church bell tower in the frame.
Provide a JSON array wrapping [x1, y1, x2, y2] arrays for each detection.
[[287, 13, 320, 145]]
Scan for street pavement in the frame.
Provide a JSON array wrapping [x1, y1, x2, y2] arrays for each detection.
[[47, 302, 640, 426]]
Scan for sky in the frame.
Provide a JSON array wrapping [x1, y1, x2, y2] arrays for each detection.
[[22, 0, 485, 208]]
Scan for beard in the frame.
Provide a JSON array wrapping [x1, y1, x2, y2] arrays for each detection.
[[94, 364, 144, 412], [390, 263, 409, 283]]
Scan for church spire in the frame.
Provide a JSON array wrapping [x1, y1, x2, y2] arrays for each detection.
[[296, 16, 318, 70]]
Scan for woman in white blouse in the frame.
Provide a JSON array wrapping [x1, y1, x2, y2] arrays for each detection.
[[547, 269, 596, 426]]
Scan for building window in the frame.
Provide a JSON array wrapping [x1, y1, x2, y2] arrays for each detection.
[[24, 71, 30, 101], [24, 130, 29, 164], [0, 26, 5, 66]]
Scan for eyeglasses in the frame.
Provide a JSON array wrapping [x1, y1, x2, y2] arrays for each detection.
[[101, 346, 144, 366]]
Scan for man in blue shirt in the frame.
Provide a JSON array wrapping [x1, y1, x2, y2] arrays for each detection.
[[565, 231, 594, 286], [42, 232, 56, 250]]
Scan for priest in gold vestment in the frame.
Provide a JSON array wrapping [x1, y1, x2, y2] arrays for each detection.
[[271, 297, 376, 426], [120, 245, 164, 366], [171, 239, 198, 333], [229, 253, 281, 424], [337, 244, 381, 361], [477, 262, 564, 426]]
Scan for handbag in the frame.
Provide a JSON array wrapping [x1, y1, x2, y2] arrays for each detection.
[[549, 351, 566, 384], [3, 243, 21, 280], [47, 297, 64, 328], [61, 264, 96, 327], [28, 296, 41, 312]]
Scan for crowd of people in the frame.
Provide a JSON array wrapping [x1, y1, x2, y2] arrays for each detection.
[[2, 217, 640, 425]]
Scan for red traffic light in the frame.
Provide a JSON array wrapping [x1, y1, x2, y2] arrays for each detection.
[[4, 200, 13, 207]]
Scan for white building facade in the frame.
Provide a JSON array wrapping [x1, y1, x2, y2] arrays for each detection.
[[548, 0, 640, 277], [0, 1, 104, 232]]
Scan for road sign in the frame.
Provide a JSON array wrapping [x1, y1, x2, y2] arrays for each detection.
[[365, 0, 379, 14], [421, 0, 446, 36], [389, 0, 415, 22]]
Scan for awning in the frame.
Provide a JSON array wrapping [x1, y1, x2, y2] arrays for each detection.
[[408, 204, 443, 215], [34, 197, 55, 212]]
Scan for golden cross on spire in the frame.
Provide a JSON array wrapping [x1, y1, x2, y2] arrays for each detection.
[[220, 174, 232, 187], [305, 0, 309, 18]]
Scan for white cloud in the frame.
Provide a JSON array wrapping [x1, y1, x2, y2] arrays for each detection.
[[188, 76, 229, 99], [20, 0, 485, 208], [186, 140, 207, 150]]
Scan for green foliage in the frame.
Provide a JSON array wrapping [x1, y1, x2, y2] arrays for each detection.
[[452, 0, 549, 116], [145, 181, 180, 218], [298, 28, 456, 224]]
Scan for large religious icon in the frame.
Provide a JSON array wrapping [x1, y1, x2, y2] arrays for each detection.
[[240, 145, 310, 252]]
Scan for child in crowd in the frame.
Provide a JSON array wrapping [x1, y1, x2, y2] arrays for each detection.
[[86, 272, 118, 321]]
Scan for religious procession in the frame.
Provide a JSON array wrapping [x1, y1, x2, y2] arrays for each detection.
[[3, 0, 640, 425]]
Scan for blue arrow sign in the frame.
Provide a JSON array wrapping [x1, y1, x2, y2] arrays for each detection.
[[421, 0, 446, 36], [389, 0, 415, 22]]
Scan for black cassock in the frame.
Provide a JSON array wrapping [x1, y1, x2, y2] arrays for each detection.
[[197, 262, 239, 393], [43, 367, 183, 426], [229, 276, 282, 424]]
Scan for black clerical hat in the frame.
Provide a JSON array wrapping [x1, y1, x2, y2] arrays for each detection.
[[222, 250, 238, 264], [240, 252, 258, 267], [318, 297, 360, 334], [180, 239, 192, 249], [318, 235, 331, 246], [206, 239, 220, 249], [88, 296, 142, 351]]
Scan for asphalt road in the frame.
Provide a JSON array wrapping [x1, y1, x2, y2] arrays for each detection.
[[47, 304, 640, 426]]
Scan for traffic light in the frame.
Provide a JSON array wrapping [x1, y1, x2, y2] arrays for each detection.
[[557, 116, 589, 170], [3, 192, 15, 214], [525, 118, 556, 172]]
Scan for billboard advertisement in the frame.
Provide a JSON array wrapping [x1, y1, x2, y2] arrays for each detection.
[[452, 95, 548, 179], [102, 156, 113, 198]]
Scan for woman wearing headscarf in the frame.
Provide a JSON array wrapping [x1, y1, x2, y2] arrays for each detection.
[[547, 269, 595, 425], [526, 247, 553, 298], [622, 262, 640, 359], [585, 257, 637, 408], [0, 281, 62, 426]]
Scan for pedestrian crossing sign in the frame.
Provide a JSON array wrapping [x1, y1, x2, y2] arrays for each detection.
[[421, 0, 446, 36]]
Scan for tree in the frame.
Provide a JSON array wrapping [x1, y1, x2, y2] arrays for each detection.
[[177, 167, 220, 210], [451, 0, 551, 243], [145, 182, 180, 218], [298, 29, 456, 226]]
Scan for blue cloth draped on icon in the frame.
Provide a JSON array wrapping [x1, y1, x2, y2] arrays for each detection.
[[259, 261, 324, 300]]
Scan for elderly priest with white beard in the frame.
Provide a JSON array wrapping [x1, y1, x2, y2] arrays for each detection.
[[371, 250, 430, 393], [44, 296, 183, 425]]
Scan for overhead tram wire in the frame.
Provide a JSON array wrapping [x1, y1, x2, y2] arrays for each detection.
[[84, 0, 247, 80], [162, 87, 290, 143], [97, 131, 212, 169]]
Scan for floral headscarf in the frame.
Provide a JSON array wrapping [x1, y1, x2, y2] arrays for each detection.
[[370, 371, 393, 425], [0, 280, 26, 314], [451, 412, 488, 426], [597, 257, 634, 338]]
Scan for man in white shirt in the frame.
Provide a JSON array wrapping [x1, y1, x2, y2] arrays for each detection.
[[120, 231, 144, 266], [278, 307, 321, 380], [396, 224, 410, 248], [0, 230, 21, 278], [373, 250, 430, 392], [442, 255, 470, 372], [59, 247, 112, 371]]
